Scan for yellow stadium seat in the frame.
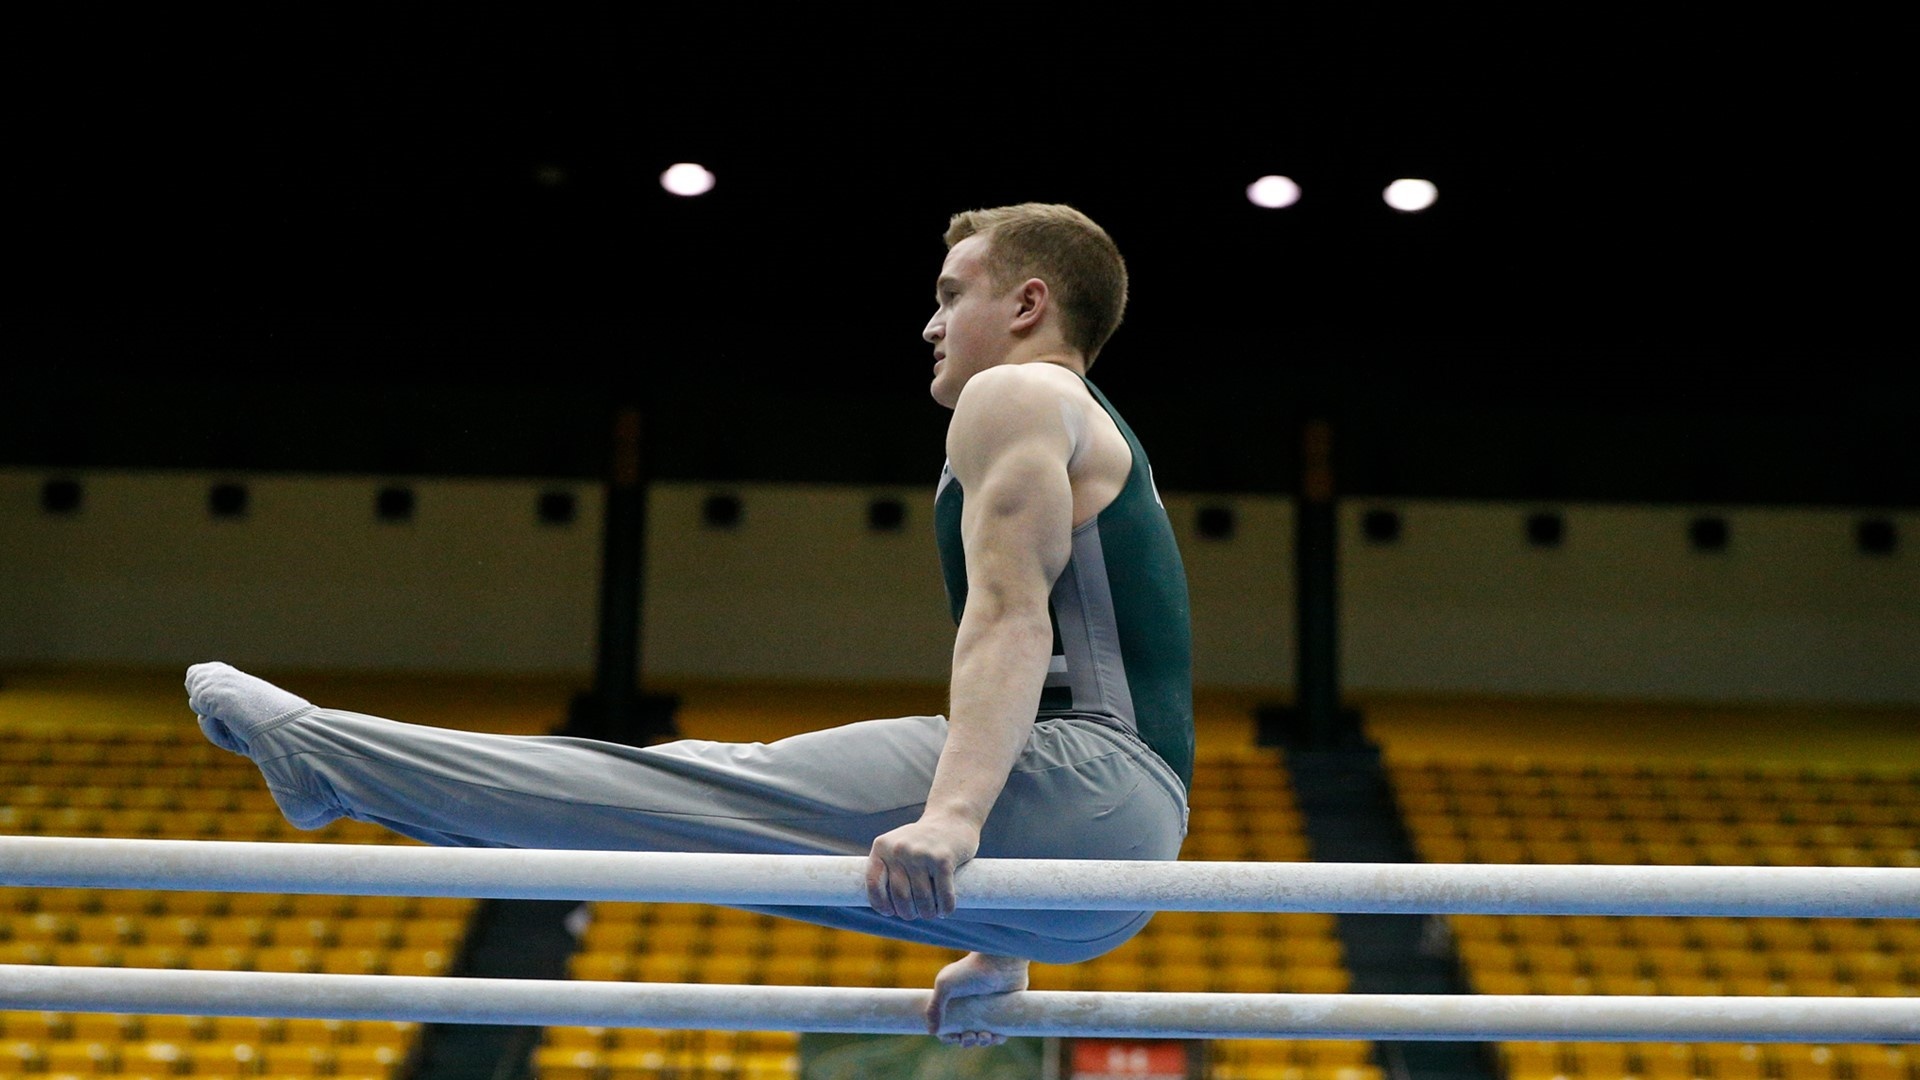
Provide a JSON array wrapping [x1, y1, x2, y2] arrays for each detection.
[[582, 920, 645, 951], [605, 1028, 671, 1051], [1702, 1044, 1768, 1080], [279, 895, 350, 920], [1622, 919, 1692, 949], [182, 945, 253, 972], [544, 1026, 611, 1050], [332, 1042, 403, 1077], [1026, 964, 1089, 990], [277, 1017, 348, 1045], [1639, 1042, 1704, 1080], [1150, 961, 1215, 992], [1207, 912, 1276, 938], [60, 1013, 135, 1044], [73, 912, 142, 944], [1582, 944, 1644, 977], [30, 888, 100, 914], [175, 790, 234, 812], [0, 1040, 41, 1074], [386, 948, 453, 977], [532, 1045, 602, 1080], [1084, 960, 1150, 991], [1772, 1045, 1843, 1080], [354, 1020, 420, 1050], [1, 1010, 66, 1040], [819, 953, 892, 987], [1525, 945, 1584, 975], [97, 809, 165, 836], [414, 896, 477, 919], [1205, 966, 1286, 994], [348, 895, 415, 919], [1448, 913, 1505, 942], [319, 947, 388, 974], [1282, 967, 1351, 993], [567, 952, 632, 982], [693, 953, 764, 985], [118, 944, 188, 969], [251, 946, 319, 973], [1566, 1041, 1635, 1078], [0, 941, 50, 965], [1816, 920, 1883, 952], [1749, 918, 1818, 951], [333, 918, 402, 948], [51, 943, 121, 967], [1500, 1041, 1567, 1080], [40, 1040, 117, 1075], [273, 917, 338, 948], [399, 916, 470, 949], [1690, 921, 1754, 950], [138, 1014, 206, 1043], [633, 920, 708, 955], [1849, 1048, 1913, 1080], [1469, 970, 1533, 995], [260, 1042, 334, 1076], [184, 1040, 263, 1076], [1277, 937, 1344, 967], [1709, 952, 1773, 982], [140, 915, 206, 947], [632, 953, 694, 982], [221, 893, 289, 918]]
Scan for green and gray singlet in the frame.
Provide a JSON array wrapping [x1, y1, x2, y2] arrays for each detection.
[[934, 375, 1195, 791]]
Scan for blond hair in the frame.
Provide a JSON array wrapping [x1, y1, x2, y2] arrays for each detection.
[[944, 203, 1128, 363]]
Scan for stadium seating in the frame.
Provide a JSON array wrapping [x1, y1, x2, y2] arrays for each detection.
[[1391, 755, 1920, 1080], [0, 721, 469, 1078]]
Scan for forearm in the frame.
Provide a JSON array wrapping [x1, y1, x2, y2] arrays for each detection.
[[923, 607, 1053, 829]]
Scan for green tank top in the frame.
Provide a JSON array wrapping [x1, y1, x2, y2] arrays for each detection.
[[933, 374, 1195, 791]]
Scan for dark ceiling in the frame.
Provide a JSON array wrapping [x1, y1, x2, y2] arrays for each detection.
[[1, 10, 1908, 499]]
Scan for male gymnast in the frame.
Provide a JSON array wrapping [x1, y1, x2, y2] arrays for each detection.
[[187, 202, 1193, 1046]]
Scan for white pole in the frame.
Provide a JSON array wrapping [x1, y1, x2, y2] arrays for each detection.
[[1, 966, 1915, 1042], [1, 836, 1917, 917]]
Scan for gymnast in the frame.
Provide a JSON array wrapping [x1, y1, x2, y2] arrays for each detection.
[[186, 202, 1194, 1047]]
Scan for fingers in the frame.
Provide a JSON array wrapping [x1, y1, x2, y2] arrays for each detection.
[[880, 861, 937, 920], [864, 853, 890, 914], [934, 868, 957, 918], [865, 843, 950, 920]]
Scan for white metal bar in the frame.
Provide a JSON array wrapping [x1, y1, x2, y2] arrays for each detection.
[[2, 836, 1917, 917], [1, 966, 1915, 1041]]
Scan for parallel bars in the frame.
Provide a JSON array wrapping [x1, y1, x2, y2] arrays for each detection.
[[4, 837, 1918, 1040]]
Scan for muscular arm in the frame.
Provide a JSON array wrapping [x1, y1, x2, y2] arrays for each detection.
[[866, 365, 1077, 920]]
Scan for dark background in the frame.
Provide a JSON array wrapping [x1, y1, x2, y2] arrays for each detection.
[[1, 9, 1907, 501]]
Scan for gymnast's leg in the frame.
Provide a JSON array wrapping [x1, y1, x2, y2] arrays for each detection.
[[186, 662, 1185, 964]]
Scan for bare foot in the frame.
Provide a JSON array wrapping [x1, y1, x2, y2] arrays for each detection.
[[925, 951, 1029, 1046]]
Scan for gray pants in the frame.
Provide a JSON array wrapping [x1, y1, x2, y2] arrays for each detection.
[[232, 706, 1189, 964]]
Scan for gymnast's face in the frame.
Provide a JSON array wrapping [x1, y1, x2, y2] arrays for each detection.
[[923, 234, 1018, 410]]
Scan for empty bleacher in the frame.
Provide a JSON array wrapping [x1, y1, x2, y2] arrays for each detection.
[[1389, 754, 1920, 1080], [0, 720, 475, 1078]]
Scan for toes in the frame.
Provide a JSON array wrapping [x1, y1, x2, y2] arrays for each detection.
[[938, 1031, 1001, 1048]]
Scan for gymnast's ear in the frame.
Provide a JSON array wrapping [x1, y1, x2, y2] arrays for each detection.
[[1009, 277, 1050, 332]]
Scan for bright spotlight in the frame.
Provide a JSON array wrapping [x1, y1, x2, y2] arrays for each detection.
[[660, 163, 716, 197], [1247, 175, 1301, 209], [1383, 178, 1438, 213]]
